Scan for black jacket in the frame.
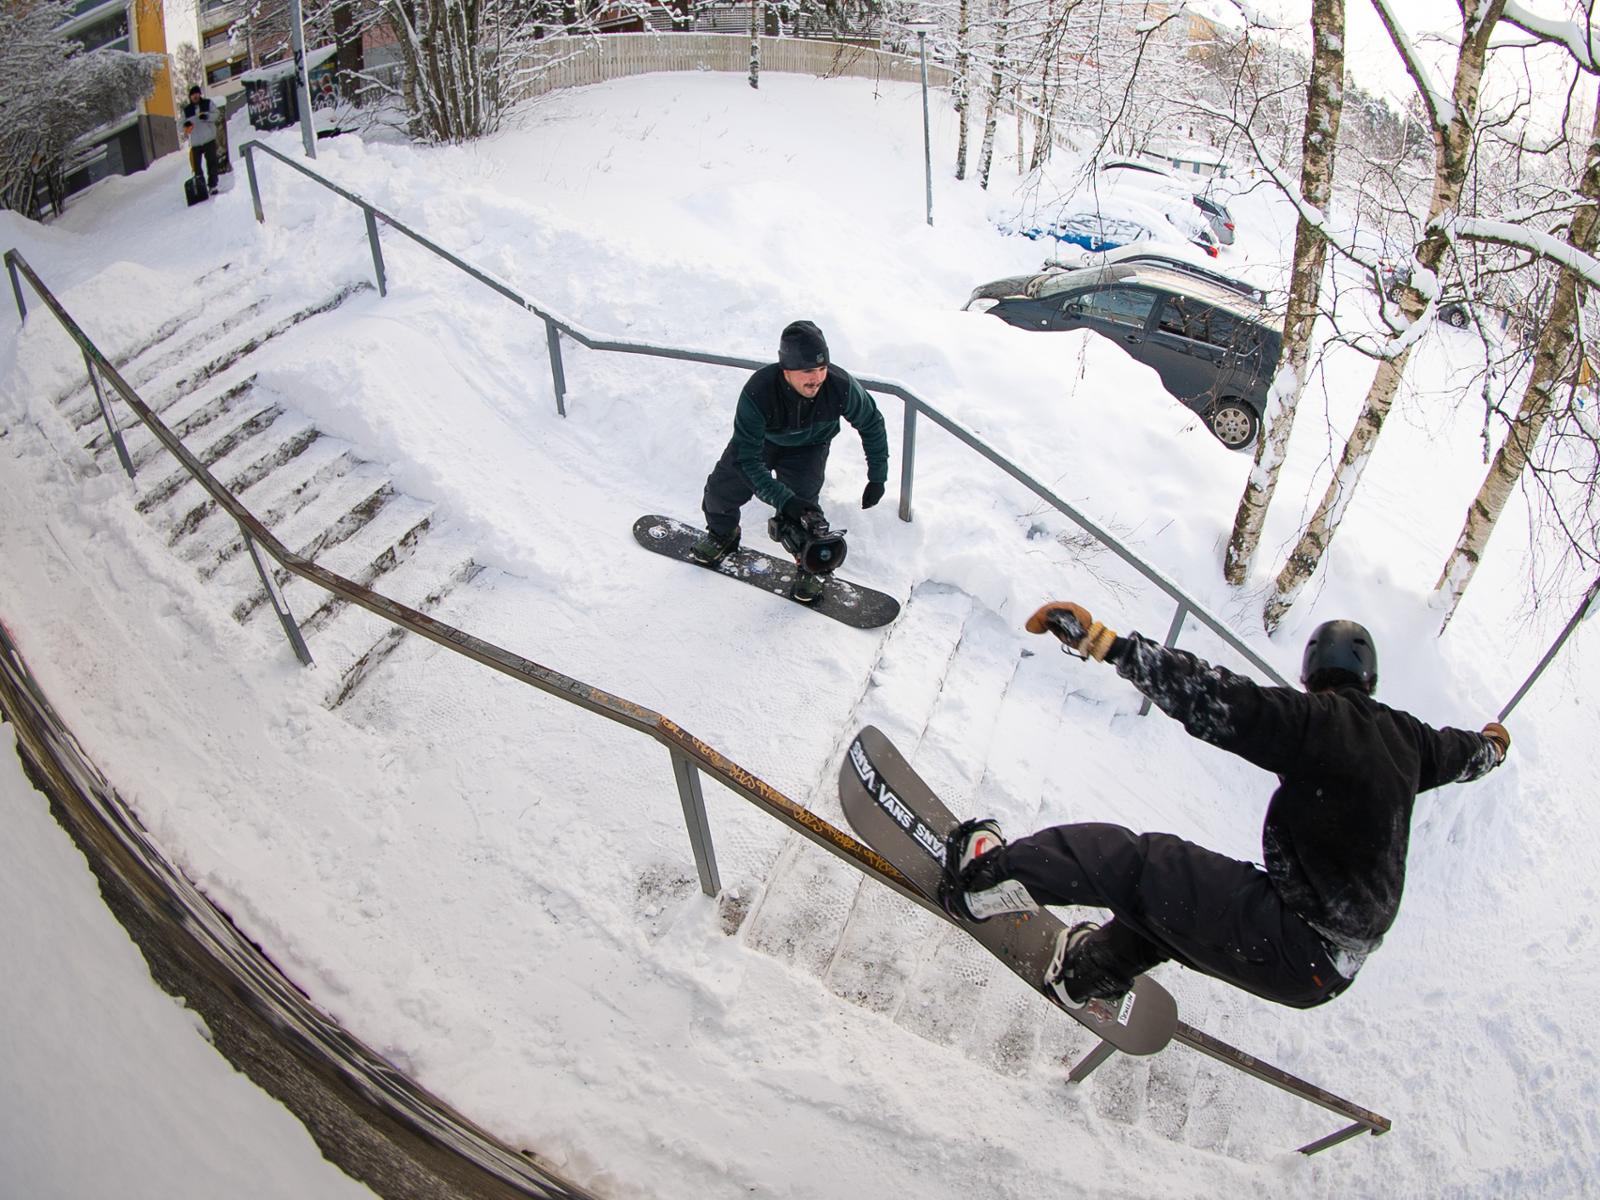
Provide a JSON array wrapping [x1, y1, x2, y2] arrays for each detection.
[[729, 363, 889, 510], [1108, 633, 1502, 968]]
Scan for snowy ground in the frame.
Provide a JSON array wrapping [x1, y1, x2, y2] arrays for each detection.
[[2, 72, 1597, 1197]]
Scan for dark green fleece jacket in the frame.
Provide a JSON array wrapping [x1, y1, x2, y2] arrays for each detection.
[[731, 363, 890, 510]]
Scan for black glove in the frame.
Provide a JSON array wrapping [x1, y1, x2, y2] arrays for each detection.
[[861, 480, 885, 509], [782, 496, 822, 523]]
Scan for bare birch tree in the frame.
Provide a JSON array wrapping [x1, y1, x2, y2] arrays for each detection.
[[954, 0, 973, 179], [1262, 0, 1508, 632], [976, 0, 1012, 189], [750, 0, 764, 89], [1434, 98, 1600, 624], [1223, 0, 1346, 585]]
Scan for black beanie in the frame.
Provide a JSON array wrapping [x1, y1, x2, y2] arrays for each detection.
[[778, 320, 829, 370]]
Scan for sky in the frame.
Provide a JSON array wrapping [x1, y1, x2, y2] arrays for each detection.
[[2, 67, 1598, 1198], [1243, 0, 1595, 121]]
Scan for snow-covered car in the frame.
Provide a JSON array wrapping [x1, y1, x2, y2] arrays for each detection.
[[1027, 212, 1157, 253], [1015, 202, 1219, 257], [1099, 159, 1238, 245], [1042, 243, 1269, 306], [964, 263, 1281, 450]]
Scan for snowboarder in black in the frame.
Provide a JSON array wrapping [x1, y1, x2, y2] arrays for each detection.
[[690, 320, 889, 603], [940, 603, 1510, 1010], [182, 85, 221, 196]]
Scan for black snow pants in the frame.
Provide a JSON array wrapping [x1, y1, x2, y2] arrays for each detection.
[[701, 438, 831, 538], [189, 141, 219, 191], [1003, 823, 1351, 1009]]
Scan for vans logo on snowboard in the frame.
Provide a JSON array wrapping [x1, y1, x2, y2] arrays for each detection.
[[850, 737, 946, 865]]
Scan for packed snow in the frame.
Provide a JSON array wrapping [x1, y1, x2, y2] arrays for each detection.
[[2, 70, 1597, 1198]]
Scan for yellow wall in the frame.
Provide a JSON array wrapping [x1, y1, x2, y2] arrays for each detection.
[[135, 0, 174, 118]]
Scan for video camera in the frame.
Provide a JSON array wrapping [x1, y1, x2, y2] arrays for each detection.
[[768, 508, 848, 576]]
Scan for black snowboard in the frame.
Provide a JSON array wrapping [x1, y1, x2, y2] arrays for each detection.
[[633, 515, 900, 629], [185, 174, 208, 206], [839, 725, 1178, 1056]]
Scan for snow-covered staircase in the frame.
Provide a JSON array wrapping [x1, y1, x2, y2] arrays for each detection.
[[43, 267, 1266, 1152], [53, 274, 482, 709]]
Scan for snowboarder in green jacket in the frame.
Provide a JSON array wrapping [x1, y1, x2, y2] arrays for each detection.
[[690, 321, 889, 603]]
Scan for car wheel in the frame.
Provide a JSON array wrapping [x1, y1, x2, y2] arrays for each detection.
[[1206, 400, 1259, 451], [1443, 304, 1470, 328]]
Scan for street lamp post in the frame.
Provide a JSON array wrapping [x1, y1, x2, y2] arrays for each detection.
[[287, 0, 317, 159], [906, 21, 937, 226]]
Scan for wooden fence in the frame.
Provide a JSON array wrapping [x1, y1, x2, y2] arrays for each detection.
[[509, 32, 953, 104]]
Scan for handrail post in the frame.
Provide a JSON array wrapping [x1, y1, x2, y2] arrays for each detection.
[[670, 750, 720, 897], [1065, 1038, 1117, 1083], [83, 351, 135, 480], [362, 206, 387, 297], [6, 253, 24, 320], [898, 400, 917, 522], [240, 527, 313, 666], [545, 318, 567, 417], [243, 143, 264, 224]]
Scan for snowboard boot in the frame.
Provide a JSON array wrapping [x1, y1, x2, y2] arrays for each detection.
[[1044, 922, 1103, 1010], [690, 525, 741, 565], [936, 818, 1039, 923], [791, 571, 827, 604]]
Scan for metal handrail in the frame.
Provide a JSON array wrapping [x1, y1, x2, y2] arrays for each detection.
[[4, 246, 1386, 1154], [238, 139, 1292, 698]]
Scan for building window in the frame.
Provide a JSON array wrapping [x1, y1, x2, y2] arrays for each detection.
[[71, 10, 129, 52]]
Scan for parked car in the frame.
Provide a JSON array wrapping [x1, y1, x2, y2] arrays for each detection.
[[1042, 243, 1270, 306], [1019, 211, 1156, 253], [965, 263, 1282, 450], [1018, 203, 1220, 258], [1099, 159, 1238, 245], [1382, 263, 1471, 327], [1189, 193, 1237, 245]]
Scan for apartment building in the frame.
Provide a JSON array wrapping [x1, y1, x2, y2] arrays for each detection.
[[59, 0, 179, 197], [197, 0, 252, 95]]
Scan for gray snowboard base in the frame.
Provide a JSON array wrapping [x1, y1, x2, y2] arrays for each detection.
[[633, 515, 900, 629], [838, 725, 1178, 1057]]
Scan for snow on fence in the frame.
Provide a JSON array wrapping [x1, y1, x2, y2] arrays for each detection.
[[508, 32, 952, 103]]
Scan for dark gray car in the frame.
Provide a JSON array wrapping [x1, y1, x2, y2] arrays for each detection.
[[965, 263, 1282, 449]]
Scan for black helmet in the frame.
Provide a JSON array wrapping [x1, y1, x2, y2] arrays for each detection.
[[1301, 619, 1378, 693]]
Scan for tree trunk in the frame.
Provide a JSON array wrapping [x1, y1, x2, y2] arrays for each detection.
[[748, 0, 762, 89], [977, 0, 1010, 190], [1263, 0, 1506, 632], [1015, 83, 1024, 172], [1434, 93, 1600, 628], [1029, 58, 1053, 170], [1223, 0, 1345, 585], [954, 0, 971, 180], [332, 2, 363, 100]]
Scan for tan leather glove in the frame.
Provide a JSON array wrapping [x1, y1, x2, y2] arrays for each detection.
[[1482, 722, 1510, 761], [1025, 601, 1117, 661]]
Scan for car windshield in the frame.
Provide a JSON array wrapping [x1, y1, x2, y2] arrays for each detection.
[[1031, 272, 1092, 299]]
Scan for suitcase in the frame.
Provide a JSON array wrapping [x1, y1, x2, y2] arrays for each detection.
[[184, 174, 208, 206]]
